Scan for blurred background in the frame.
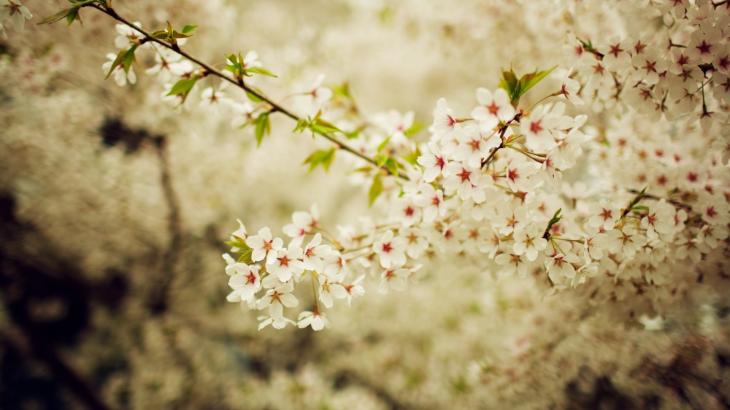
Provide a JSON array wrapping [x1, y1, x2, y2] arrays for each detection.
[[1, 0, 729, 409]]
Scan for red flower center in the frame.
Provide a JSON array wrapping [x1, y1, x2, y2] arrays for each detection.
[[487, 102, 500, 115], [457, 168, 472, 183], [529, 120, 543, 134]]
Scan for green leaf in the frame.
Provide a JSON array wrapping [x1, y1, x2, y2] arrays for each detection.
[[121, 45, 137, 72], [105, 45, 137, 79], [237, 247, 254, 264], [40, 8, 74, 25], [309, 116, 341, 135], [368, 173, 384, 206], [631, 205, 650, 213], [498, 68, 520, 103], [517, 67, 556, 101], [383, 157, 400, 176], [403, 121, 424, 137], [254, 112, 271, 146], [245, 90, 264, 103], [181, 24, 198, 34], [499, 67, 556, 106], [66, 7, 80, 25], [402, 147, 421, 165], [40, 1, 96, 25], [376, 136, 391, 153], [293, 118, 310, 133], [332, 82, 352, 99], [543, 208, 562, 239], [245, 66, 278, 78], [303, 148, 336, 172], [166, 76, 198, 102]]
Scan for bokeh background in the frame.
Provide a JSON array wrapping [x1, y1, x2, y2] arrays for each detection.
[[1, 0, 729, 409]]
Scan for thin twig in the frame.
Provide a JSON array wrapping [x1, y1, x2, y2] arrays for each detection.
[[89, 4, 408, 180]]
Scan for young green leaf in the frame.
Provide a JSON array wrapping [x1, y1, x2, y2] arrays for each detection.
[[245, 66, 278, 78], [376, 136, 391, 153], [244, 89, 265, 103], [254, 112, 271, 146], [167, 77, 198, 96], [517, 67, 556, 101], [368, 173, 384, 206], [309, 116, 341, 135], [106, 45, 138, 79], [401, 147, 421, 165], [542, 208, 562, 239], [303, 148, 336, 172], [403, 121, 424, 138], [499, 67, 556, 106], [498, 68, 520, 103], [166, 75, 199, 103], [181, 24, 198, 35], [39, 7, 75, 25]]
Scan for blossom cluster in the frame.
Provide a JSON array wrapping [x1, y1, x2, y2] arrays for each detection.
[[222, 204, 431, 330], [32, 0, 730, 333], [569, 0, 729, 127]]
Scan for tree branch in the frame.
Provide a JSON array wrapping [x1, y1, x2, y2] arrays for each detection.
[[89, 4, 408, 179]]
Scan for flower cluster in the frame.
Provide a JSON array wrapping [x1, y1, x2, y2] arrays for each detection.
[[569, 0, 729, 127], [222, 207, 370, 331], [30, 0, 730, 333]]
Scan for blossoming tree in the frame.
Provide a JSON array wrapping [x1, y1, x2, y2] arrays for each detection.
[[11, 0, 724, 334]]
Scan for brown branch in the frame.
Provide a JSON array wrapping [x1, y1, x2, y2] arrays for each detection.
[[480, 112, 522, 169], [89, 4, 408, 179], [626, 189, 693, 211]]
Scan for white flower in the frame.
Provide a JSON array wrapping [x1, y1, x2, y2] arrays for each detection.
[[283, 204, 320, 239], [0, 0, 31, 32], [300, 233, 335, 272], [442, 161, 487, 203], [375, 110, 414, 144], [453, 124, 500, 169], [146, 46, 195, 81], [430, 98, 459, 136], [318, 276, 348, 308], [471, 88, 515, 133], [494, 252, 531, 277], [265, 243, 306, 282], [379, 266, 419, 293], [245, 227, 284, 263], [256, 281, 298, 330], [200, 83, 232, 108], [114, 22, 143, 49], [586, 204, 619, 232], [414, 183, 447, 223], [512, 225, 548, 261], [341, 276, 365, 306], [372, 230, 407, 268], [503, 159, 539, 193], [297, 310, 328, 331], [402, 227, 429, 259], [226, 264, 261, 303], [417, 142, 447, 182], [300, 74, 332, 114], [545, 252, 578, 283]]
